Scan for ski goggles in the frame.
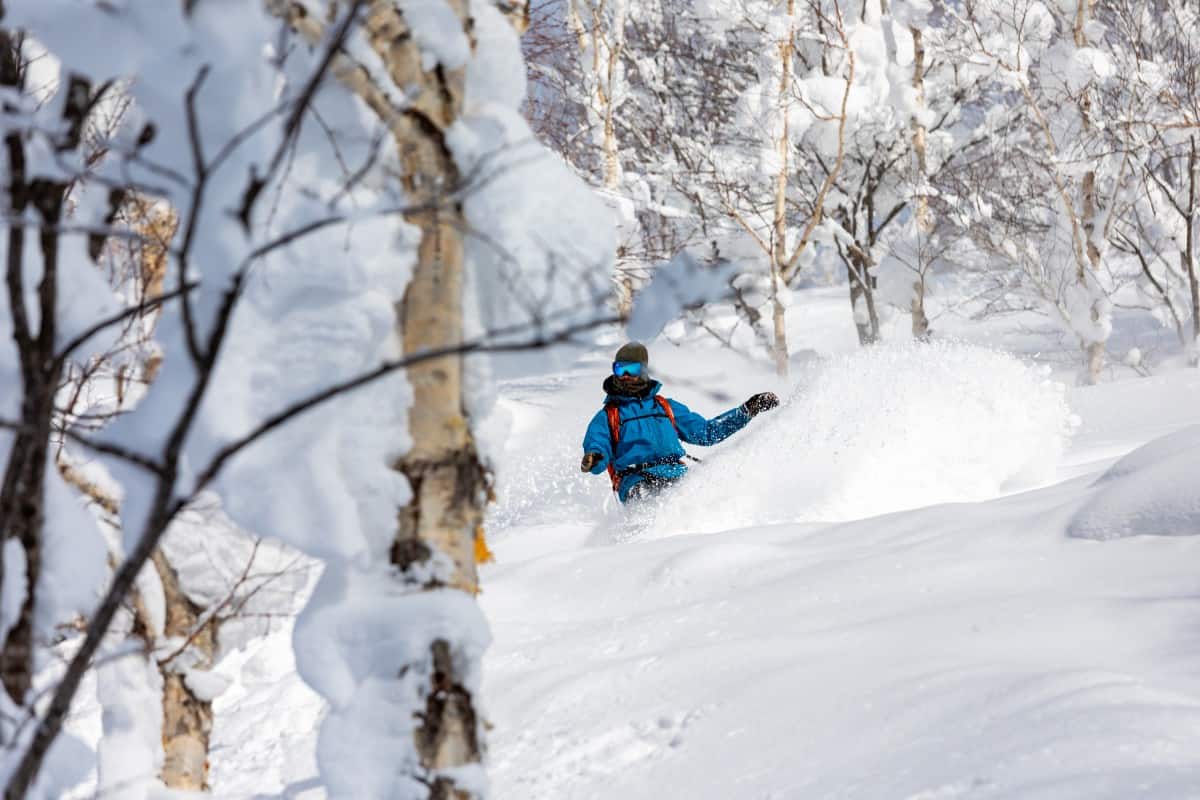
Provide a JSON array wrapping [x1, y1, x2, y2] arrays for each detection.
[[612, 360, 644, 377]]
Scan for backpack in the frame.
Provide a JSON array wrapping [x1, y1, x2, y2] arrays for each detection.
[[604, 395, 680, 492]]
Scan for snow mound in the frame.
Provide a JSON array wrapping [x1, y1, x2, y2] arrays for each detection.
[[1092, 424, 1200, 485], [654, 342, 1073, 533], [1068, 425, 1200, 541]]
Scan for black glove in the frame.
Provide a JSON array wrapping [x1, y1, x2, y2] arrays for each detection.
[[581, 452, 604, 472], [744, 392, 780, 417]]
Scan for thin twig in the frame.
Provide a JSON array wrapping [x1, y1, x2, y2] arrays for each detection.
[[54, 281, 198, 364]]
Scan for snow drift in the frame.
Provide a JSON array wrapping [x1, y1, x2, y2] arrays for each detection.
[[653, 342, 1074, 534], [1068, 425, 1200, 541]]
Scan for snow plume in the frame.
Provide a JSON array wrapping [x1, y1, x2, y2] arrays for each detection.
[[653, 342, 1074, 534]]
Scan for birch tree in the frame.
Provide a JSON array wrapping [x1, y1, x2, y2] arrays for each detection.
[[907, 21, 934, 339], [1101, 0, 1200, 365], [697, 0, 853, 374], [0, 2, 613, 799]]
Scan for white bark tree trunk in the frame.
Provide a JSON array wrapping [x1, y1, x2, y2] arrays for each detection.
[[1076, 0, 1105, 383], [1186, 137, 1199, 366], [909, 25, 932, 340], [154, 551, 215, 791], [567, 0, 630, 315], [277, 3, 501, 794], [769, 0, 797, 377], [366, 3, 489, 792], [59, 458, 215, 791]]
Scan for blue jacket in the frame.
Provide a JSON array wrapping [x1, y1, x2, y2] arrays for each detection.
[[583, 379, 751, 501]]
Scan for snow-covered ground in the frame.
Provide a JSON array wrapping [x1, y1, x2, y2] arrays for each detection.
[[109, 289, 1200, 798], [479, 303, 1200, 800]]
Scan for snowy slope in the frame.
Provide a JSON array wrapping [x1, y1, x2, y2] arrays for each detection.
[[103, 294, 1200, 799], [480, 339, 1200, 799]]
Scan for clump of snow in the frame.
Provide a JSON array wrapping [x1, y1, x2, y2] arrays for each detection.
[[293, 564, 491, 799], [203, 207, 416, 563], [94, 636, 164, 799], [132, 561, 166, 644], [1068, 426, 1200, 541], [654, 341, 1074, 533], [890, 0, 932, 27], [1043, 40, 1115, 94], [158, 496, 313, 655], [400, 0, 471, 71], [206, 619, 325, 796], [0, 541, 27, 647], [627, 253, 737, 341], [1062, 275, 1113, 347], [183, 668, 233, 703], [36, 462, 108, 637]]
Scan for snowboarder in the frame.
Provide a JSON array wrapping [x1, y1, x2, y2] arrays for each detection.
[[580, 342, 779, 503]]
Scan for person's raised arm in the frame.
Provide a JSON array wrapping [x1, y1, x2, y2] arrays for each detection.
[[669, 392, 779, 446]]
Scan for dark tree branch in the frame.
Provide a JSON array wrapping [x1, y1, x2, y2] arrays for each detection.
[[176, 65, 212, 367], [54, 287, 201, 370], [61, 429, 164, 477], [235, 0, 367, 230], [3, 303, 619, 799], [192, 311, 622, 492]]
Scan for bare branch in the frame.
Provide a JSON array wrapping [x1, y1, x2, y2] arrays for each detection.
[[54, 281, 199, 365]]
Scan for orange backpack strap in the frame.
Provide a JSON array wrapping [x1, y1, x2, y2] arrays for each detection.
[[605, 404, 621, 491], [655, 395, 680, 435]]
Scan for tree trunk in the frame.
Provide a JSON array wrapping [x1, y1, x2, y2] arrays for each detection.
[[910, 276, 931, 341], [769, 0, 796, 377], [60, 399, 215, 789], [153, 550, 215, 791], [387, 98, 487, 800], [600, 25, 622, 191], [273, 5, 493, 792], [1075, 0, 1105, 383], [614, 268, 634, 320], [262, 4, 494, 794], [363, 3, 489, 794], [847, 248, 880, 346], [910, 26, 932, 341], [567, 0, 631, 322], [1187, 137, 1199, 366], [0, 424, 51, 706], [567, 0, 622, 190], [771, 287, 789, 376], [391, 206, 484, 594], [101, 197, 209, 791]]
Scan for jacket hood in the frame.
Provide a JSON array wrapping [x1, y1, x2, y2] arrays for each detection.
[[603, 377, 662, 404]]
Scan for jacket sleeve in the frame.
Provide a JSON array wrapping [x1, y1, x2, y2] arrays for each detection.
[[582, 409, 614, 473], [668, 399, 751, 446]]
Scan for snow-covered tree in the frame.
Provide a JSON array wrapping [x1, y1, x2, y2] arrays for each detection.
[[955, 0, 1121, 382], [1100, 0, 1200, 365], [0, 2, 613, 798], [657, 0, 854, 374], [525, 0, 725, 312]]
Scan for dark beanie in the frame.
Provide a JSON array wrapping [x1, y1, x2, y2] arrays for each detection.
[[614, 341, 649, 366]]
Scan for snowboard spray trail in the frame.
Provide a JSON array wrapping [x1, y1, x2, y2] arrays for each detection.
[[648, 341, 1073, 537]]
